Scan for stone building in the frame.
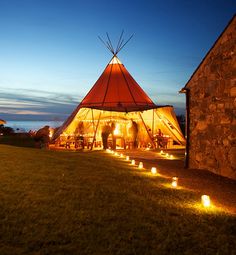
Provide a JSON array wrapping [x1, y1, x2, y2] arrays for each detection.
[[180, 15, 236, 180]]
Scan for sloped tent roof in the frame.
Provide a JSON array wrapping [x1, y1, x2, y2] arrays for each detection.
[[80, 56, 156, 112], [53, 55, 185, 145]]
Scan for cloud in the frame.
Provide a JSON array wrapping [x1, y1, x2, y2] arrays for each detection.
[[0, 87, 79, 120]]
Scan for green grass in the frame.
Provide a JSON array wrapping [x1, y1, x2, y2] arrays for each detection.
[[0, 145, 235, 255], [0, 135, 35, 148]]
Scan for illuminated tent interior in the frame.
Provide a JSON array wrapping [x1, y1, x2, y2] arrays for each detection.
[[52, 33, 185, 149]]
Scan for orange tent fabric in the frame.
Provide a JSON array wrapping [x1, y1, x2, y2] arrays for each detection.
[[79, 56, 156, 112], [52, 54, 185, 146]]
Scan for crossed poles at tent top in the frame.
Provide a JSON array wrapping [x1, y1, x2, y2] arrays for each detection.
[[98, 31, 134, 56]]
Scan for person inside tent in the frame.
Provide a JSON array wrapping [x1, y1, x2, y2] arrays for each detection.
[[156, 128, 167, 148], [75, 121, 85, 149], [128, 120, 138, 148], [101, 123, 112, 150]]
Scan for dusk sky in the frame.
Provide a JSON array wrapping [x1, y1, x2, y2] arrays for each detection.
[[0, 0, 235, 120]]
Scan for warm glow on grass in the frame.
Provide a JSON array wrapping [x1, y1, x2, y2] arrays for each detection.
[[126, 156, 130, 161], [120, 153, 124, 158], [131, 160, 135, 165]]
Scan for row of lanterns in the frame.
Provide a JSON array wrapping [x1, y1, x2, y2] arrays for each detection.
[[106, 149, 211, 208], [160, 150, 174, 159]]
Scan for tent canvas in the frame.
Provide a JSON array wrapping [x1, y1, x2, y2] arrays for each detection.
[[52, 34, 185, 149], [53, 106, 185, 149]]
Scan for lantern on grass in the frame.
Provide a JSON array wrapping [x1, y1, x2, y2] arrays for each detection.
[[160, 150, 163, 154], [151, 167, 157, 175], [114, 152, 118, 156], [166, 153, 169, 158], [171, 177, 178, 187], [131, 160, 135, 165], [170, 155, 173, 159], [126, 156, 130, 161], [138, 162, 143, 169], [120, 153, 123, 158], [201, 195, 211, 207]]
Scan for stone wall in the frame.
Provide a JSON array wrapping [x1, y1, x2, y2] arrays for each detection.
[[187, 17, 236, 180]]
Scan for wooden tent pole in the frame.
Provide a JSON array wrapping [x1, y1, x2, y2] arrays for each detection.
[[91, 109, 95, 133], [90, 111, 102, 150], [155, 111, 183, 145], [138, 112, 156, 149], [152, 109, 154, 136]]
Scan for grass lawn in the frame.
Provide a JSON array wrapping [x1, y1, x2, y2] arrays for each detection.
[[0, 145, 235, 255]]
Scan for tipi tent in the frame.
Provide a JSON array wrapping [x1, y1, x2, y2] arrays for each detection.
[[52, 35, 185, 149]]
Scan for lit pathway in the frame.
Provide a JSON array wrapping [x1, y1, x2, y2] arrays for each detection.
[[116, 149, 236, 214]]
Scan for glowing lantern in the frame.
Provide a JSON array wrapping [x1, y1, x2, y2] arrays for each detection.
[[138, 162, 143, 169], [113, 124, 120, 136], [126, 156, 130, 161], [131, 160, 135, 165], [201, 195, 211, 207], [171, 177, 178, 187], [166, 153, 169, 157], [114, 152, 118, 156], [120, 153, 123, 158], [170, 155, 173, 159], [151, 167, 157, 175], [160, 150, 163, 154], [49, 130, 53, 138]]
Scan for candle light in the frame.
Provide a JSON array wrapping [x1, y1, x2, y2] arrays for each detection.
[[138, 162, 143, 169], [151, 167, 157, 174], [201, 195, 211, 207], [171, 177, 178, 187]]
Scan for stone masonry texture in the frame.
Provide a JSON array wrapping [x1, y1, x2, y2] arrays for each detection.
[[186, 16, 236, 180]]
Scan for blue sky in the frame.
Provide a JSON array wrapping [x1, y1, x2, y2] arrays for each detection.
[[0, 0, 235, 120]]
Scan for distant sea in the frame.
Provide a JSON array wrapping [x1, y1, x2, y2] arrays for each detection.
[[5, 121, 63, 132]]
